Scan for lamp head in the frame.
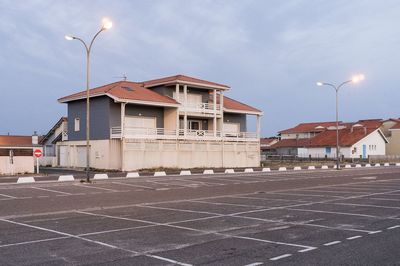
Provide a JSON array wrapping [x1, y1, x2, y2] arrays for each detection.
[[316, 82, 323, 86], [65, 35, 74, 41], [352, 74, 365, 83], [102, 18, 113, 30]]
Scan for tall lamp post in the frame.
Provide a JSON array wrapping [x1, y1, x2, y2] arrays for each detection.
[[65, 18, 113, 182], [316, 74, 364, 170]]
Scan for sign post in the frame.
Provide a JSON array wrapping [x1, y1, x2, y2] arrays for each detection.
[[34, 149, 42, 174]]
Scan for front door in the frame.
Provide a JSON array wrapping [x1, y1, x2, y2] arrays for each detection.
[[362, 145, 367, 159], [188, 120, 201, 130]]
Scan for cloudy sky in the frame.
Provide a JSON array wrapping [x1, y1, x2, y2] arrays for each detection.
[[1, 0, 400, 136]]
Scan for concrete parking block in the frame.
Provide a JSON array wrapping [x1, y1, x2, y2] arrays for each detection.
[[374, 163, 381, 167], [355, 164, 362, 168], [321, 165, 329, 169], [180, 170, 191, 175], [278, 167, 287, 171], [262, 168, 271, 172], [58, 175, 74, 181], [365, 164, 371, 167], [203, 169, 214, 175], [154, 171, 167, 176], [244, 168, 254, 173], [345, 165, 352, 168], [294, 166, 302, 171], [126, 172, 140, 178], [225, 169, 235, 173], [308, 166, 316, 170], [17, 177, 35, 183], [93, 174, 108, 180], [396, 163, 400, 166], [384, 163, 390, 167]]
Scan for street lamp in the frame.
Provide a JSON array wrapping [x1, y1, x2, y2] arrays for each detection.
[[65, 18, 112, 182], [316, 74, 364, 170]]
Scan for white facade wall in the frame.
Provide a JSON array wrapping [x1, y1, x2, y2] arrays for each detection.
[[351, 130, 386, 158], [280, 133, 316, 140], [58, 139, 260, 171], [0, 156, 34, 175]]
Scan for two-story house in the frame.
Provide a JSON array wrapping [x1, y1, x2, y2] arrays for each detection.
[[57, 75, 263, 171], [273, 119, 387, 159], [39, 117, 68, 166]]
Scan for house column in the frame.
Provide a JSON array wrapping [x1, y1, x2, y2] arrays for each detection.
[[120, 102, 126, 172], [213, 89, 217, 137], [120, 103, 126, 138], [175, 84, 180, 138], [256, 114, 261, 138], [184, 85, 188, 137], [219, 91, 224, 138]]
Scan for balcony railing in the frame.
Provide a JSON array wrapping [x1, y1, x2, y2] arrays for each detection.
[[180, 102, 221, 113], [110, 127, 258, 142]]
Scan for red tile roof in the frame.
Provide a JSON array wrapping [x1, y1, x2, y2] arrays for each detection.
[[0, 136, 33, 147], [272, 127, 384, 149], [391, 123, 400, 130], [143, 74, 230, 89], [223, 96, 262, 114], [279, 122, 339, 134], [58, 81, 179, 105], [260, 138, 278, 145]]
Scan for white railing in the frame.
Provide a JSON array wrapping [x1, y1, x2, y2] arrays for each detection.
[[181, 102, 221, 113], [110, 127, 258, 141]]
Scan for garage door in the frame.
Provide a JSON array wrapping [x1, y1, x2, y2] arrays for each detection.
[[59, 146, 68, 167], [76, 146, 87, 168]]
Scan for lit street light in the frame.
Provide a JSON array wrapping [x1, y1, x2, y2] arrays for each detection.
[[316, 74, 365, 170], [65, 18, 112, 182]]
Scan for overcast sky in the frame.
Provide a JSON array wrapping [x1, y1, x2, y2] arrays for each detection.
[[1, 0, 400, 136]]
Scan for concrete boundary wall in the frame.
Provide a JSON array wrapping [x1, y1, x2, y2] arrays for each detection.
[[123, 139, 260, 171]]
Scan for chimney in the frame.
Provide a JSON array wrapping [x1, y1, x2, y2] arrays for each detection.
[[32, 131, 38, 145], [364, 127, 367, 135]]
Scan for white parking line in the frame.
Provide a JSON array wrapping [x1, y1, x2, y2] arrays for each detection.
[[32, 187, 72, 195], [387, 225, 400, 230], [75, 184, 120, 192], [244, 262, 263, 266], [270, 254, 292, 261], [77, 210, 316, 252], [0, 218, 192, 266], [111, 181, 154, 190], [368, 230, 382, 234], [346, 235, 362, 240], [323, 241, 341, 246], [0, 193, 17, 199]]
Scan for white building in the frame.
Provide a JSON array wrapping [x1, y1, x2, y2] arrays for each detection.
[[56, 75, 263, 171], [273, 120, 387, 159]]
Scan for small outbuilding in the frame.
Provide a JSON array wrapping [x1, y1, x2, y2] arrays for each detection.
[[0, 135, 39, 175]]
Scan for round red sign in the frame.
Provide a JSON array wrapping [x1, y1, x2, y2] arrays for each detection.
[[34, 149, 42, 158]]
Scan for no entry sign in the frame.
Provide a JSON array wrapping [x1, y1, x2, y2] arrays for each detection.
[[34, 149, 42, 158]]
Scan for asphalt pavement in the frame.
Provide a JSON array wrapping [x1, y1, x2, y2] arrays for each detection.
[[1, 167, 400, 265]]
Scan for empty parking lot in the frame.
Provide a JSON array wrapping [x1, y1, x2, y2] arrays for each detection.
[[1, 167, 400, 265]]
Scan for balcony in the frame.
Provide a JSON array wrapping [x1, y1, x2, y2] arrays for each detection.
[[110, 127, 258, 142], [180, 102, 221, 114]]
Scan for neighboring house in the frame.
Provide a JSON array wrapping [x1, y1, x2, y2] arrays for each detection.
[[57, 74, 263, 170], [381, 118, 400, 156], [273, 120, 387, 159], [260, 137, 279, 157], [0, 135, 39, 175], [39, 117, 68, 166]]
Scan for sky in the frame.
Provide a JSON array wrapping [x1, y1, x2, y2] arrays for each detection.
[[1, 0, 400, 137]]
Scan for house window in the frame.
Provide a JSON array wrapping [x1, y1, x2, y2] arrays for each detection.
[[325, 147, 331, 154], [74, 118, 80, 132]]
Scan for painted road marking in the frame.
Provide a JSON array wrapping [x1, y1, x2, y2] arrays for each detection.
[[387, 225, 400, 230], [347, 236, 362, 240], [270, 254, 292, 261], [32, 186, 73, 195], [368, 230, 382, 234], [323, 241, 341, 246], [0, 193, 17, 199], [244, 262, 263, 266]]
